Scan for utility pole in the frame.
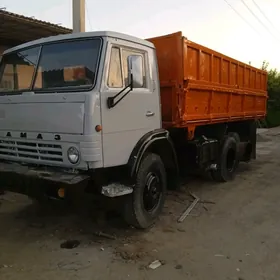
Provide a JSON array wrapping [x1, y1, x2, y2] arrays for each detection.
[[72, 0, 85, 33]]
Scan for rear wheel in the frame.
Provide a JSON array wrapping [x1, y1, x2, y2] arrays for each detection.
[[212, 136, 239, 182], [123, 153, 167, 229]]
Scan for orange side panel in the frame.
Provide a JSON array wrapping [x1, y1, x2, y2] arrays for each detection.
[[147, 32, 268, 132], [183, 38, 267, 125]]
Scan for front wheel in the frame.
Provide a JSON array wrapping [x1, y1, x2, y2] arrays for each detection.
[[123, 153, 167, 229]]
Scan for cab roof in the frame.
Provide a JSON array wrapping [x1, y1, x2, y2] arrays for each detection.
[[3, 31, 155, 54]]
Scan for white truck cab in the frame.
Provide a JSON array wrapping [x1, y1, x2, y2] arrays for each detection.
[[0, 31, 161, 169]]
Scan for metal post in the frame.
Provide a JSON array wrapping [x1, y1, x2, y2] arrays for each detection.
[[72, 0, 85, 33]]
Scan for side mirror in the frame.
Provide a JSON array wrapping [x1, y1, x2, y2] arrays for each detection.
[[128, 55, 144, 88]]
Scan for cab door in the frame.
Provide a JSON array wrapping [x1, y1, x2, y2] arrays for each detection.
[[100, 40, 161, 168]]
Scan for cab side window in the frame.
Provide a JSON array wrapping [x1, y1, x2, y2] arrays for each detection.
[[107, 47, 123, 88], [107, 46, 148, 89]]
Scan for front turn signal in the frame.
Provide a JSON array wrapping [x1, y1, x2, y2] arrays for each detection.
[[95, 125, 102, 132]]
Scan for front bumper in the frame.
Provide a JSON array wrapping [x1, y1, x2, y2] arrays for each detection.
[[0, 161, 89, 196]]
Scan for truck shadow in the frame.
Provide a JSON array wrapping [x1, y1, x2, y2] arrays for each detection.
[[3, 162, 254, 227], [0, 160, 261, 263], [1, 161, 259, 242]]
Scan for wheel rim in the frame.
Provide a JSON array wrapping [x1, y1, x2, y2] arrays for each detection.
[[143, 172, 162, 212], [226, 148, 236, 172]]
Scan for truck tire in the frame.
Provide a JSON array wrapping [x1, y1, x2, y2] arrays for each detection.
[[228, 132, 240, 165], [228, 132, 240, 147], [123, 153, 167, 229], [212, 136, 239, 182]]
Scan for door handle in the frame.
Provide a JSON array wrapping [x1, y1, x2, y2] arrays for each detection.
[[146, 111, 155, 117]]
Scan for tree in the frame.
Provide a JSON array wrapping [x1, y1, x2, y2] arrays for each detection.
[[262, 62, 280, 106], [261, 61, 280, 127]]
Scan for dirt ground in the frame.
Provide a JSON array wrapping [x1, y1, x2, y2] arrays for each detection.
[[1, 127, 280, 280]]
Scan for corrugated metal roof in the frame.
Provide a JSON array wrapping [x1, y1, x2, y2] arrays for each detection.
[[0, 9, 72, 46], [0, 9, 72, 32]]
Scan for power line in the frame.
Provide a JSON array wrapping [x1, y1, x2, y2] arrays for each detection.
[[251, 0, 279, 32], [240, 0, 277, 39], [222, 0, 261, 36], [85, 0, 93, 31]]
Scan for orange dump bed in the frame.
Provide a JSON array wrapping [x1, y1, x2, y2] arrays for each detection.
[[147, 32, 268, 133]]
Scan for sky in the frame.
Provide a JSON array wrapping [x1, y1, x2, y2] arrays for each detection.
[[1, 0, 280, 69]]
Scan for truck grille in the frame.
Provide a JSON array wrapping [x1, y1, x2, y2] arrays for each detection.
[[0, 140, 63, 163]]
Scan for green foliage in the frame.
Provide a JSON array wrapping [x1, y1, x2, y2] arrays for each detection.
[[266, 110, 280, 127], [261, 61, 280, 127]]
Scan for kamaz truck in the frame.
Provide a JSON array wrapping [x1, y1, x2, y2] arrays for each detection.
[[0, 31, 267, 228]]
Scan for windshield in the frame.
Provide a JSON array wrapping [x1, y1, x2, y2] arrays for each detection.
[[0, 38, 101, 94]]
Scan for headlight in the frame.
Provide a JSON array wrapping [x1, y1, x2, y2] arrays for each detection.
[[67, 147, 80, 164]]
